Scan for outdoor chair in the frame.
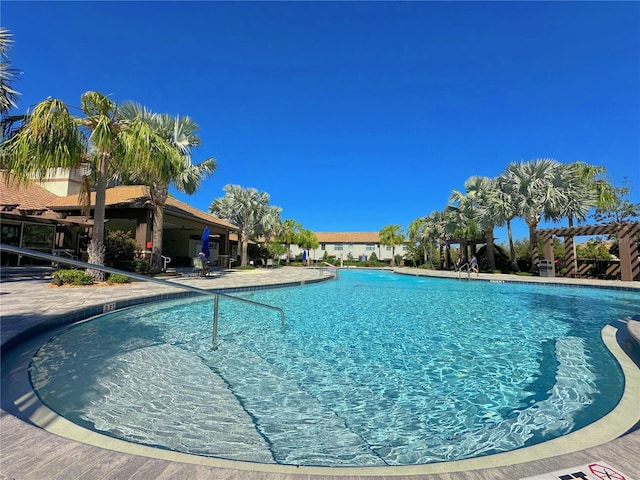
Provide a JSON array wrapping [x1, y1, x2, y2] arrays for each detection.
[[191, 256, 210, 277]]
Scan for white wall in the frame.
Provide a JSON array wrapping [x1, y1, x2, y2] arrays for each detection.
[[287, 242, 407, 262]]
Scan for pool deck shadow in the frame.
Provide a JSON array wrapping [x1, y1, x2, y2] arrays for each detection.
[[1, 266, 639, 479]]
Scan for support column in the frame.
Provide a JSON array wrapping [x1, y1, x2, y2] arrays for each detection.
[[564, 235, 576, 278], [541, 232, 555, 277], [618, 224, 639, 281]]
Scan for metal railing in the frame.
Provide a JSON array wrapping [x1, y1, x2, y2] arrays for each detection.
[[456, 262, 478, 280], [0, 244, 285, 348], [320, 261, 339, 279]]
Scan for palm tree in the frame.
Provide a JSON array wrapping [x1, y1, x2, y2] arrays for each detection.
[[451, 176, 503, 271], [118, 103, 216, 273], [297, 228, 319, 265], [407, 213, 443, 267], [1, 92, 181, 280], [571, 161, 615, 224], [494, 174, 519, 271], [259, 205, 283, 253], [0, 28, 20, 117], [379, 224, 404, 267], [501, 158, 562, 273], [209, 184, 272, 267], [278, 219, 301, 264], [407, 217, 429, 265]]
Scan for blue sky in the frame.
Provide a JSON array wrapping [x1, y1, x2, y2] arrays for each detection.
[[3, 1, 639, 243]]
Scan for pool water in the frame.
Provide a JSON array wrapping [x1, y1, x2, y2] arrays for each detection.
[[29, 270, 638, 466]]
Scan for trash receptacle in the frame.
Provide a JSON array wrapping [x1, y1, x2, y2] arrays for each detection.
[[539, 260, 554, 277]]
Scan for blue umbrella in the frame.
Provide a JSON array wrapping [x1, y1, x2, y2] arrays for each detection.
[[201, 227, 210, 259]]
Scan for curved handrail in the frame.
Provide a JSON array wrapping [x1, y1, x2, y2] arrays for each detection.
[[0, 244, 285, 345], [320, 261, 339, 279]]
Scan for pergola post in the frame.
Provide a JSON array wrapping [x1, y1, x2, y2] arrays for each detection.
[[564, 235, 577, 278], [542, 231, 555, 277], [618, 223, 639, 281]]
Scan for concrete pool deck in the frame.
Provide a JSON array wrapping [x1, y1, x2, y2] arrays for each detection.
[[1, 266, 639, 479]]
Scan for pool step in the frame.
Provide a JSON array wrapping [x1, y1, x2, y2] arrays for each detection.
[[209, 340, 386, 466]]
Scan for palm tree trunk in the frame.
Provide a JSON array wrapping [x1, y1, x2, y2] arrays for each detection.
[[286, 243, 291, 264], [241, 230, 249, 267], [87, 154, 107, 281], [485, 227, 496, 271], [506, 218, 518, 271], [528, 222, 539, 273], [149, 185, 168, 274]]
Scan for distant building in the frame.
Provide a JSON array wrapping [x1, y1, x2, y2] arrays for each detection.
[[288, 232, 408, 263]]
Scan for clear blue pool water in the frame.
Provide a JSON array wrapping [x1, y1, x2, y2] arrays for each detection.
[[30, 270, 639, 466]]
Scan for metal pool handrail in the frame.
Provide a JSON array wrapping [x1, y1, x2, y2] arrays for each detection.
[[0, 244, 285, 348], [320, 261, 339, 279]]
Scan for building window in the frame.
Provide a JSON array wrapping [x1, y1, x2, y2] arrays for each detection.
[[386, 246, 392, 251], [348, 243, 353, 249], [335, 244, 343, 251], [366, 244, 375, 251], [321, 243, 326, 250]]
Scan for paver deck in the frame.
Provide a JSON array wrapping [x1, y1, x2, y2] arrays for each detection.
[[1, 266, 639, 479]]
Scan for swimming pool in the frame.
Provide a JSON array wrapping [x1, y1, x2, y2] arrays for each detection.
[[29, 270, 639, 467]]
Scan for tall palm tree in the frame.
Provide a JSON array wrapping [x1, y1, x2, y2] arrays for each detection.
[[379, 224, 404, 267], [118, 103, 216, 273], [501, 158, 562, 273], [278, 219, 302, 264], [1, 92, 180, 280], [407, 213, 443, 267], [259, 206, 283, 249], [209, 184, 271, 267], [450, 176, 502, 271], [0, 28, 20, 117], [494, 174, 519, 271], [442, 200, 481, 268]]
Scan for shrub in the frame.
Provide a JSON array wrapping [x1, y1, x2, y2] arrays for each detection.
[[369, 251, 378, 262], [104, 230, 138, 269], [133, 259, 150, 274], [108, 273, 130, 284], [52, 269, 94, 286]]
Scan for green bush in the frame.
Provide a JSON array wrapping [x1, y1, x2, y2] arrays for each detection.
[[108, 273, 130, 284], [52, 269, 94, 286], [133, 259, 150, 274]]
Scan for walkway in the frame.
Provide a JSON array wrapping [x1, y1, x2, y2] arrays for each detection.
[[1, 267, 639, 479]]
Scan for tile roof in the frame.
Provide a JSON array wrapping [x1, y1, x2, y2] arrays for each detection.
[[47, 185, 238, 231], [0, 171, 59, 211]]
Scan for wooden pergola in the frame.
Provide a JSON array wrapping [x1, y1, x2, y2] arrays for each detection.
[[439, 237, 486, 269], [537, 222, 640, 281]]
